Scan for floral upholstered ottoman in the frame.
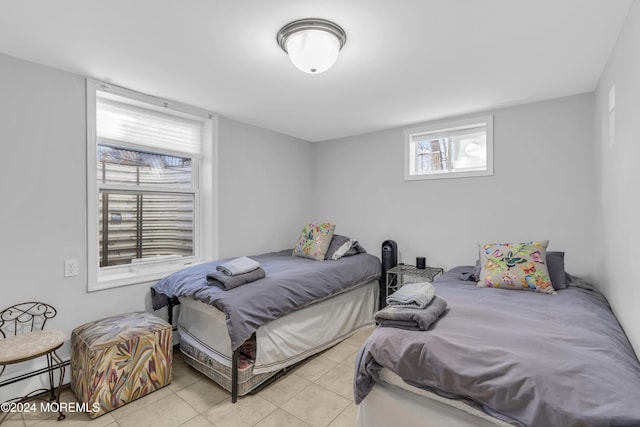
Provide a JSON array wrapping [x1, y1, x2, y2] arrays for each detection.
[[70, 312, 172, 418]]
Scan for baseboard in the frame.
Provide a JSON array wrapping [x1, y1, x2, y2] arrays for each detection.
[[0, 360, 70, 388]]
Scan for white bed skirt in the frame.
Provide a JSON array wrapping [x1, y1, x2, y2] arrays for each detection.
[[357, 368, 513, 427], [178, 280, 378, 374]]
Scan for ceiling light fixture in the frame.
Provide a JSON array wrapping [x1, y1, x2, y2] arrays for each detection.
[[277, 18, 347, 74]]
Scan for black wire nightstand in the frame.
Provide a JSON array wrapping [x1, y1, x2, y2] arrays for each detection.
[[386, 264, 444, 297]]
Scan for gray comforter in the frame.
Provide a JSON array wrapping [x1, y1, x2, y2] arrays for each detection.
[[354, 266, 640, 427], [151, 250, 380, 351]]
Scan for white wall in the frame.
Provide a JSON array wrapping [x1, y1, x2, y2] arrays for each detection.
[[0, 53, 312, 400], [311, 94, 595, 277], [594, 0, 640, 354], [217, 117, 313, 257]]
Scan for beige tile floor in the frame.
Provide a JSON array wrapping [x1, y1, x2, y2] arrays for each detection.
[[1, 326, 374, 427]]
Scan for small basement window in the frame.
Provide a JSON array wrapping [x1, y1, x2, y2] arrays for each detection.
[[404, 115, 493, 180]]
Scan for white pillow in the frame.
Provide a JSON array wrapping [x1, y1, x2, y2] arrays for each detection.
[[331, 239, 358, 260]]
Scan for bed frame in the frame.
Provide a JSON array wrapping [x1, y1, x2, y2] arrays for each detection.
[[167, 297, 246, 402], [167, 281, 377, 403], [167, 297, 241, 402]]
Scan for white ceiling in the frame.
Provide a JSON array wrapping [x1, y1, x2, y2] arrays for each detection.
[[0, 0, 632, 142]]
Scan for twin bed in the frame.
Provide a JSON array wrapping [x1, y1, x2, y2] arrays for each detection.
[[355, 264, 640, 426], [151, 244, 380, 402]]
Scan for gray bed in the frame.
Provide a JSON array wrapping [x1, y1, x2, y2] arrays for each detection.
[[355, 266, 640, 426], [151, 249, 381, 401]]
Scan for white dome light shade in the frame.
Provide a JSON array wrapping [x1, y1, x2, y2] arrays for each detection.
[[277, 19, 347, 74], [286, 30, 340, 74]]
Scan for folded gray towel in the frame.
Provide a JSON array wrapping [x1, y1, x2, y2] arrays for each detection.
[[375, 296, 447, 331], [207, 267, 266, 290], [387, 281, 436, 309], [216, 256, 261, 276]]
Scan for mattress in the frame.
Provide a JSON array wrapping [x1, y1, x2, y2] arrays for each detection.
[[152, 250, 381, 351], [357, 368, 513, 427]]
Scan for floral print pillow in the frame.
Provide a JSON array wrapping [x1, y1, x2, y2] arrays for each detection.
[[477, 240, 556, 295], [292, 222, 336, 260]]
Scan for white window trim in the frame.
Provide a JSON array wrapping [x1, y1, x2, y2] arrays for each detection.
[[86, 79, 219, 292], [404, 115, 494, 181]]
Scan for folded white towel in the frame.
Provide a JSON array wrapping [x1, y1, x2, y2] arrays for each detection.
[[386, 282, 436, 309], [216, 256, 261, 276]]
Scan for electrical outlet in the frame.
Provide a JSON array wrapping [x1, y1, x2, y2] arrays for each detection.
[[64, 259, 78, 277]]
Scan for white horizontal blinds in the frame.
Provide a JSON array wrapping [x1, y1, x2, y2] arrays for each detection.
[[97, 96, 203, 156]]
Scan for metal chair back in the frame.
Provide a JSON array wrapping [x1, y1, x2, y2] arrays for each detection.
[[0, 302, 58, 339]]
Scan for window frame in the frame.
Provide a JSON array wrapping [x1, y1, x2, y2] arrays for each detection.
[[404, 115, 494, 181], [86, 79, 218, 291]]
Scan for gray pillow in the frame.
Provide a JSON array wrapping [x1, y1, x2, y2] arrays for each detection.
[[546, 251, 567, 290], [471, 259, 482, 281]]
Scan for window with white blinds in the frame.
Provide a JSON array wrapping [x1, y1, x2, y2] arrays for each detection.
[[87, 80, 217, 291], [404, 115, 493, 180]]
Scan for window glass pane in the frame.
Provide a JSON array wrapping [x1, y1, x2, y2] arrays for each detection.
[[451, 131, 487, 171], [416, 139, 446, 172], [405, 117, 493, 179], [98, 191, 194, 267], [415, 132, 487, 173], [97, 145, 192, 188]]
